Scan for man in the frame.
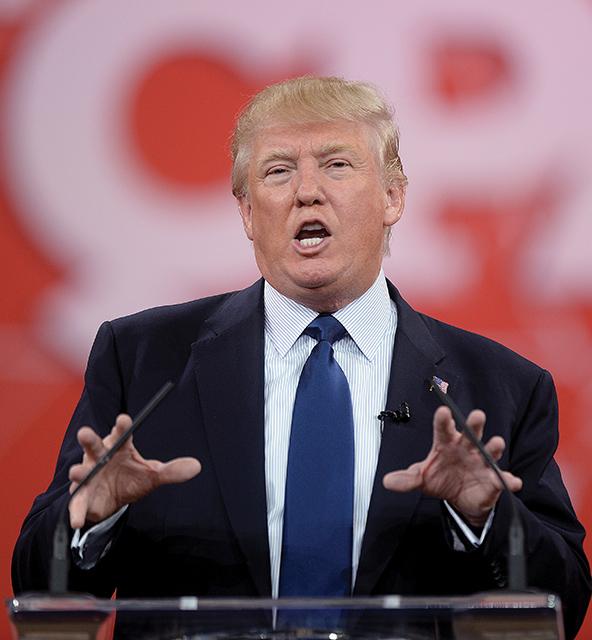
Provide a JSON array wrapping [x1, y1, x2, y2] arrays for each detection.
[[12, 77, 591, 638]]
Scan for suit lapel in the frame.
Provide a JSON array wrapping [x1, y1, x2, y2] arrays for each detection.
[[191, 280, 272, 596], [354, 284, 458, 595]]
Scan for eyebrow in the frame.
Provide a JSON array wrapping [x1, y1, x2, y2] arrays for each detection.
[[316, 142, 361, 159], [256, 149, 297, 169], [256, 142, 362, 170]]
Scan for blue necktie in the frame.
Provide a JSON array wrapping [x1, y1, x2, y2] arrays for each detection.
[[279, 315, 355, 598]]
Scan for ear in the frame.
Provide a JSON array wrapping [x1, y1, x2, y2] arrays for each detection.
[[237, 195, 254, 241], [383, 185, 405, 228]]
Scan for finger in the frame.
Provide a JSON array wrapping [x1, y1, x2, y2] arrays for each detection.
[[433, 406, 458, 445], [155, 457, 202, 485], [465, 409, 486, 443], [77, 426, 106, 460], [483, 435, 506, 462], [68, 462, 90, 484], [383, 463, 423, 493], [104, 414, 133, 449], [501, 470, 523, 493], [114, 413, 132, 436], [69, 488, 89, 529]]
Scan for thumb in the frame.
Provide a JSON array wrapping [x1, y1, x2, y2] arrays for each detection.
[[69, 488, 89, 529], [383, 463, 423, 493], [502, 470, 523, 493], [157, 457, 201, 485]]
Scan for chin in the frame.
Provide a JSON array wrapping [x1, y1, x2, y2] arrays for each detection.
[[292, 264, 337, 291]]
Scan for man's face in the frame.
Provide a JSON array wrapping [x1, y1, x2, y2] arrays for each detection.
[[238, 120, 404, 311]]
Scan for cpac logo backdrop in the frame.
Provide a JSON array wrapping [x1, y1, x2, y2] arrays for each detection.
[[1, 1, 591, 637]]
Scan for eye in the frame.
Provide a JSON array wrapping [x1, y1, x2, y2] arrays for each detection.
[[266, 166, 290, 176], [327, 160, 351, 169]]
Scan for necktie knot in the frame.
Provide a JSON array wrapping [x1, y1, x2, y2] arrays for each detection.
[[304, 314, 347, 345]]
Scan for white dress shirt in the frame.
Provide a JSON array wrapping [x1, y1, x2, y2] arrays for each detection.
[[264, 271, 397, 596]]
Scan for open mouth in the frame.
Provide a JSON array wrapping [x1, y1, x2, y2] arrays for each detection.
[[295, 222, 330, 248]]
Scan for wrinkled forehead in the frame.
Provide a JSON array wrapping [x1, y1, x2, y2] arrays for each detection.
[[246, 118, 382, 164]]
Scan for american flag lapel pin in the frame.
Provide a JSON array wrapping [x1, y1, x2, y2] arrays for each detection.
[[432, 375, 449, 394]]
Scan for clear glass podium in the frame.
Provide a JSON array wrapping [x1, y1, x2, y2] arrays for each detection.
[[7, 593, 564, 640]]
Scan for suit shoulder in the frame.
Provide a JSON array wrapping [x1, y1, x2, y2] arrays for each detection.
[[417, 311, 547, 379], [107, 291, 236, 339], [85, 281, 264, 379]]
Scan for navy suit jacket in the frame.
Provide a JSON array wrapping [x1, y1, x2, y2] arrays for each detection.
[[12, 280, 591, 638]]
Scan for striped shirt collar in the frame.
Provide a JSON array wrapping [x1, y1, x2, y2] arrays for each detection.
[[264, 271, 394, 361]]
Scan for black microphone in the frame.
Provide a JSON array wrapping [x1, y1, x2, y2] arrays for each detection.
[[378, 402, 411, 424], [49, 381, 175, 595], [428, 376, 527, 592]]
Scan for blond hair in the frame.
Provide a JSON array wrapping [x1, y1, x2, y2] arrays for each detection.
[[230, 76, 407, 197]]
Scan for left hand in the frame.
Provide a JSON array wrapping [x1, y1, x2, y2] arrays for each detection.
[[383, 406, 522, 527], [68, 414, 201, 529]]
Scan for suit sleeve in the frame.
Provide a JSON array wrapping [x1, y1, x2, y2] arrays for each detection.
[[482, 369, 591, 640], [12, 321, 126, 596]]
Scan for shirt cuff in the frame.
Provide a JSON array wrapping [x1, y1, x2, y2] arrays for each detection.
[[443, 501, 495, 550], [71, 506, 128, 569]]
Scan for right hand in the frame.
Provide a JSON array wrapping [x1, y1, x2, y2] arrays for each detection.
[[383, 406, 522, 527], [68, 414, 201, 529]]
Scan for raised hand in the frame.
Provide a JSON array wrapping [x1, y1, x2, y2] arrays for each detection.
[[68, 414, 201, 529], [383, 406, 522, 527]]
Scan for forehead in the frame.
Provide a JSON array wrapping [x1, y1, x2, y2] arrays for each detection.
[[248, 119, 379, 161]]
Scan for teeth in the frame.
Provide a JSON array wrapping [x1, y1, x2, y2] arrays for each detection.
[[299, 237, 323, 247], [302, 223, 324, 231]]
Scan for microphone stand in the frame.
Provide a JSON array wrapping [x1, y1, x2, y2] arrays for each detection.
[[49, 381, 175, 595], [429, 377, 527, 591]]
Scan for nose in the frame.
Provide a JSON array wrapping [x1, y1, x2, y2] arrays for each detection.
[[294, 165, 326, 207]]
